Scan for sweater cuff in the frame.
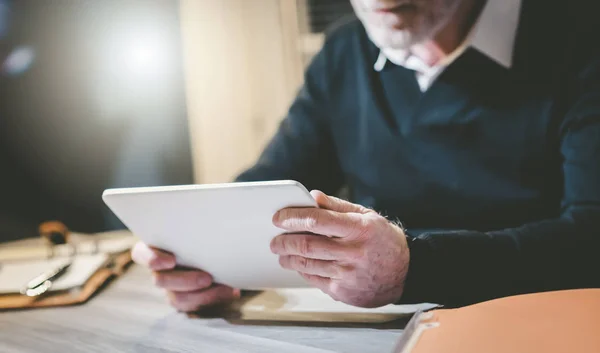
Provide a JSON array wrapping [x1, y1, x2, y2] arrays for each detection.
[[397, 234, 436, 304]]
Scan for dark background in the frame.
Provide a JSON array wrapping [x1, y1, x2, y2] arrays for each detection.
[[0, 0, 194, 241], [306, 0, 354, 33]]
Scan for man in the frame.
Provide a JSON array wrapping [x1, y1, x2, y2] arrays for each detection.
[[133, 0, 600, 311]]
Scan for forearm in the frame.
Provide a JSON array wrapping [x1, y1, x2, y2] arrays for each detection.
[[233, 95, 344, 194], [235, 154, 343, 195], [399, 89, 600, 307], [399, 207, 600, 307]]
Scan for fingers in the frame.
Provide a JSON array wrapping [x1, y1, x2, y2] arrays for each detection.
[[167, 285, 241, 312], [270, 233, 362, 261], [310, 190, 372, 215], [132, 244, 241, 313], [299, 273, 331, 292], [278, 255, 345, 278], [152, 269, 213, 291], [132, 242, 176, 271], [273, 207, 367, 239]]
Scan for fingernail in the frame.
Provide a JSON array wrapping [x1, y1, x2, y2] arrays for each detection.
[[148, 253, 161, 268], [310, 190, 322, 198], [198, 273, 211, 288], [270, 237, 279, 254], [272, 211, 281, 224], [150, 254, 174, 270]]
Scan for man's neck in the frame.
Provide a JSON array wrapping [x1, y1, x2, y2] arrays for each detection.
[[411, 0, 486, 67]]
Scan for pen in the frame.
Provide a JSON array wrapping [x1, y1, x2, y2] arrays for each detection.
[[20, 261, 72, 296]]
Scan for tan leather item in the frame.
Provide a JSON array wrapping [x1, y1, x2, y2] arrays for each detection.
[[395, 289, 600, 353], [0, 223, 133, 311], [0, 251, 131, 310], [39, 221, 71, 245]]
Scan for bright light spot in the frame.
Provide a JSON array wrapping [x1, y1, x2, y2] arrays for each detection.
[[2, 46, 35, 76], [123, 39, 165, 77], [130, 45, 155, 69], [93, 24, 173, 121]]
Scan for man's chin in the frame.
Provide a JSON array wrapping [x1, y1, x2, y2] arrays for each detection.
[[366, 27, 417, 50]]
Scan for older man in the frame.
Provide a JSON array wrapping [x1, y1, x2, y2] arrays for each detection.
[[133, 0, 600, 311]]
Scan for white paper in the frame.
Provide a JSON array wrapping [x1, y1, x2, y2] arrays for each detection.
[[0, 253, 108, 294], [243, 288, 439, 314]]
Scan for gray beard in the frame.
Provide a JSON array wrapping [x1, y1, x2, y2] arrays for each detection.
[[360, 0, 465, 50]]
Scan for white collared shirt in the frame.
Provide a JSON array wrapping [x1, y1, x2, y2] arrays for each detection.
[[373, 0, 522, 92]]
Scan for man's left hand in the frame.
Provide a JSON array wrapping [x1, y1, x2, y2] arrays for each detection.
[[270, 190, 410, 308]]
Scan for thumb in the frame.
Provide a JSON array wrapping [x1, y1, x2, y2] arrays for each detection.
[[310, 190, 372, 214]]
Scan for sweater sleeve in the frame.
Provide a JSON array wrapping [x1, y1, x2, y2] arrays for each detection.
[[399, 54, 600, 308], [234, 38, 345, 195]]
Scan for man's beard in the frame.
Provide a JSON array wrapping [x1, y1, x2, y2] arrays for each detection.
[[354, 0, 463, 50]]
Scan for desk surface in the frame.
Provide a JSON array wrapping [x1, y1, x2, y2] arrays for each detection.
[[0, 264, 406, 353]]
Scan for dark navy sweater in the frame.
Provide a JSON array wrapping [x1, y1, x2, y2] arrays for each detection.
[[237, 1, 600, 307]]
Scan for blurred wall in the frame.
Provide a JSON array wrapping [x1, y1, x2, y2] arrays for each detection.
[[0, 0, 194, 240], [180, 0, 304, 184]]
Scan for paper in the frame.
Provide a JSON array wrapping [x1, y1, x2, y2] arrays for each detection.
[[0, 254, 109, 294], [243, 288, 438, 314], [0, 232, 137, 262]]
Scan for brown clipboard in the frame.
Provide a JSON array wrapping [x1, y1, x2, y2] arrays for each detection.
[[0, 221, 134, 311], [0, 250, 132, 310]]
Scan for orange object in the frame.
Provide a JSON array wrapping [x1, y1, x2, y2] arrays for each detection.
[[38, 221, 70, 245], [394, 289, 600, 353]]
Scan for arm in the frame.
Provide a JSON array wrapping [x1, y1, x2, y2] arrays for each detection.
[[399, 58, 600, 308], [235, 43, 344, 195], [265, 95, 600, 308]]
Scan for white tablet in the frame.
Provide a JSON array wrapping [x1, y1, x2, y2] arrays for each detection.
[[102, 180, 317, 289]]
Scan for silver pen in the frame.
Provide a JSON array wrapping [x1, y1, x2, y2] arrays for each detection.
[[20, 261, 72, 297]]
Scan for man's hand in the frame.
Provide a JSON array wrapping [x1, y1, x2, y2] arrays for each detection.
[[270, 190, 410, 308], [131, 242, 240, 312]]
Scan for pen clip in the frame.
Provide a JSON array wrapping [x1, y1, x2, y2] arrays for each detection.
[[20, 262, 71, 297], [21, 280, 53, 297]]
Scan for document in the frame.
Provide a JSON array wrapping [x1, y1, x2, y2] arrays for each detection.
[[237, 288, 440, 323], [243, 288, 437, 314], [0, 253, 109, 294]]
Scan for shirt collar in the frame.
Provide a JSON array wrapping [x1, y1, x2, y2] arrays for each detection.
[[374, 0, 522, 72], [470, 0, 521, 68]]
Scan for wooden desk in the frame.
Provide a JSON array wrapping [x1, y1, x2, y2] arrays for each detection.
[[0, 265, 406, 353]]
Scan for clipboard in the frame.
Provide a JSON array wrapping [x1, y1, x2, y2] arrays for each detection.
[[0, 222, 135, 310], [392, 289, 600, 353]]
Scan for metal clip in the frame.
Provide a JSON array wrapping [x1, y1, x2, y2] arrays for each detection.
[[20, 261, 72, 297]]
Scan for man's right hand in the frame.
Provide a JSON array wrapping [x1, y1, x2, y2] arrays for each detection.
[[131, 242, 241, 312]]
